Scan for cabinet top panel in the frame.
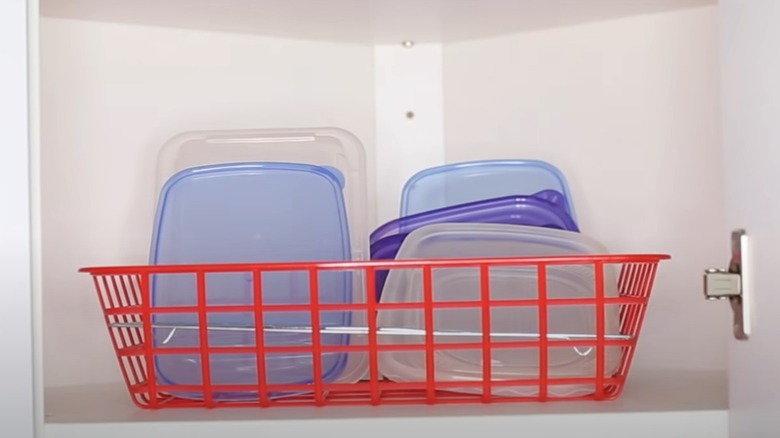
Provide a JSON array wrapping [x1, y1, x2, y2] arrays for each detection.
[[41, 0, 714, 43]]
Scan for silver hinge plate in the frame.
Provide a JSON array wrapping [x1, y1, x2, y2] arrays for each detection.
[[703, 269, 741, 300], [704, 229, 750, 340]]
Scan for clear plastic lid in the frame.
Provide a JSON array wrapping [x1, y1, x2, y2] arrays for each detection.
[[377, 223, 619, 397], [156, 127, 369, 260], [400, 159, 576, 220], [149, 163, 362, 400]]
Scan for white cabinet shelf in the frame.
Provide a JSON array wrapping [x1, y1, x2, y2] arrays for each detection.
[[41, 0, 716, 43], [45, 369, 727, 438]]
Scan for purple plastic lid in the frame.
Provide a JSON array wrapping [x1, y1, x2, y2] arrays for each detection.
[[369, 190, 579, 298], [371, 190, 575, 245]]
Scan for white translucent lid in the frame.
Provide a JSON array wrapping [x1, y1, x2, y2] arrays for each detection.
[[377, 223, 620, 397], [156, 127, 369, 260]]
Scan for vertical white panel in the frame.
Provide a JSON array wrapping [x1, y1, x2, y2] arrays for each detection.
[[374, 43, 445, 225], [29, 0, 44, 435], [720, 1, 780, 437], [0, 0, 36, 436]]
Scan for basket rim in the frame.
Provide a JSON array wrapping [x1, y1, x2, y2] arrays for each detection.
[[78, 253, 671, 274]]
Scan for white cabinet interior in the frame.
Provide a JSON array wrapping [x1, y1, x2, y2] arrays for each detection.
[[37, 1, 729, 436]]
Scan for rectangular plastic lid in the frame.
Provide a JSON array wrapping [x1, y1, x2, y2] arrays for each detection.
[[371, 190, 578, 245], [156, 127, 369, 259], [150, 163, 357, 397], [377, 223, 619, 397], [400, 159, 577, 221]]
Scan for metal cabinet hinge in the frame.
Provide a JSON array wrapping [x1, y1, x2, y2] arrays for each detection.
[[703, 229, 750, 340], [704, 269, 741, 300]]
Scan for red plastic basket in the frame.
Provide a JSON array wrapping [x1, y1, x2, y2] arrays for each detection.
[[80, 254, 669, 409]]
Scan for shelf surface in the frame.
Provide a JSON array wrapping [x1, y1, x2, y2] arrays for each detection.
[[42, 0, 715, 43], [45, 369, 728, 438]]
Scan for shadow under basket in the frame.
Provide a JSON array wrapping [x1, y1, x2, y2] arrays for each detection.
[[79, 254, 669, 409]]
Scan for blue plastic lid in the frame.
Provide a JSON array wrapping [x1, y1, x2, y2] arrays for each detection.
[[400, 159, 577, 220], [149, 162, 352, 400], [370, 191, 579, 299]]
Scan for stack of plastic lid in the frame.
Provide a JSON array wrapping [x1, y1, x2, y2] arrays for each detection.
[[149, 128, 370, 400], [377, 223, 621, 397], [370, 160, 581, 298], [369, 190, 579, 298], [156, 127, 369, 261], [372, 159, 618, 397]]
